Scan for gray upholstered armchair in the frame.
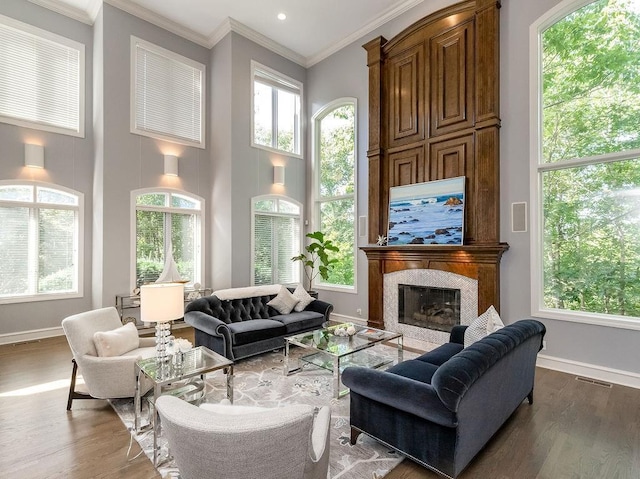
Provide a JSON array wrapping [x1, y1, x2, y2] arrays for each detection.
[[61, 306, 156, 409], [156, 395, 331, 479]]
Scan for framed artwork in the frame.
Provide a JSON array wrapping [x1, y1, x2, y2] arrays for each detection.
[[387, 176, 465, 246]]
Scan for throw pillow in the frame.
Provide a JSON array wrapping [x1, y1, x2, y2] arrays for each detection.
[[464, 305, 505, 348], [93, 322, 140, 357], [292, 284, 315, 312], [267, 286, 299, 315]]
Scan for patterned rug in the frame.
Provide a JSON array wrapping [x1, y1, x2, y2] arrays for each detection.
[[111, 344, 419, 479]]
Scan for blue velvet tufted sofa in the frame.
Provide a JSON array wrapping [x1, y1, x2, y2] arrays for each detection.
[[342, 319, 546, 479], [184, 285, 333, 361]]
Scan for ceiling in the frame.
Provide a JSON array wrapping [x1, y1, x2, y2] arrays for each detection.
[[29, 0, 424, 66]]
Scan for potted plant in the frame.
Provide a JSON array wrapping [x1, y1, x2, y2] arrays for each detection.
[[291, 231, 339, 293]]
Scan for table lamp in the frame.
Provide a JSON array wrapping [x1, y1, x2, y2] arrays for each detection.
[[140, 283, 185, 363]]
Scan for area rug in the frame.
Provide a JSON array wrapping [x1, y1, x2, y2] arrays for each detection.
[[111, 344, 419, 479]]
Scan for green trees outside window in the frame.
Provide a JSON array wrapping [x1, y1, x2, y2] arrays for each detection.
[[538, 0, 640, 320], [314, 100, 356, 288]]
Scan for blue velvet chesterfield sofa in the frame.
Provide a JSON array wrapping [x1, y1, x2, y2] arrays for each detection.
[[342, 319, 546, 478], [184, 285, 333, 361]]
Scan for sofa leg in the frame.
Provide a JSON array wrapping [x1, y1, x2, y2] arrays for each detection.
[[527, 390, 534, 404], [350, 427, 361, 445]]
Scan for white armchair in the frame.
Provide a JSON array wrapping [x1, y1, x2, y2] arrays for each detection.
[[156, 395, 331, 479], [61, 306, 156, 409]]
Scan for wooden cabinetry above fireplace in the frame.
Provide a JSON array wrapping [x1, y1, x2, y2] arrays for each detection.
[[363, 0, 507, 327]]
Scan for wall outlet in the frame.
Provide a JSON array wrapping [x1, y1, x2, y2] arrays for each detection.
[[356, 308, 362, 316], [542, 340, 547, 351]]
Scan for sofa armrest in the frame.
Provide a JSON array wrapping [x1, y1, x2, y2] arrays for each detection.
[[304, 299, 333, 321], [449, 325, 468, 345], [342, 367, 457, 427], [184, 311, 229, 338]]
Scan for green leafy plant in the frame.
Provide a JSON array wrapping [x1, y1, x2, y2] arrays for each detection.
[[291, 231, 339, 291]]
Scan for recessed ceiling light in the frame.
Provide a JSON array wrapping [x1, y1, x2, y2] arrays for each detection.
[[277, 13, 287, 20]]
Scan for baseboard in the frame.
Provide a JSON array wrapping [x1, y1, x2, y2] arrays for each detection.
[[0, 326, 65, 345], [537, 354, 640, 390], [330, 313, 367, 325]]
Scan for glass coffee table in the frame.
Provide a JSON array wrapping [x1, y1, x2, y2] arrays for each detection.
[[284, 323, 403, 398], [134, 346, 234, 466]]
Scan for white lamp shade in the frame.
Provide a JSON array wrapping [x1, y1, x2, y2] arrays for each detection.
[[25, 144, 44, 168], [164, 154, 179, 176], [273, 165, 285, 185], [140, 283, 185, 323]]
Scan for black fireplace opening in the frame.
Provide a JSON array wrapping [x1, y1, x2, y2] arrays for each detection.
[[398, 284, 461, 333]]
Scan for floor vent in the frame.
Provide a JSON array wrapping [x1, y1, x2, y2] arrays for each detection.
[[575, 376, 612, 388]]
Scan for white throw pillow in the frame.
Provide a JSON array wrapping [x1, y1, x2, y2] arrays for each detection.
[[93, 322, 140, 357], [292, 284, 315, 312], [267, 286, 299, 315], [464, 305, 505, 348]]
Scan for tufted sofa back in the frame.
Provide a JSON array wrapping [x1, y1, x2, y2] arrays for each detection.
[[185, 294, 278, 323], [430, 319, 545, 411]]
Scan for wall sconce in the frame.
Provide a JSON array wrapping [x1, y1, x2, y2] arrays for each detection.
[[25, 144, 44, 168], [164, 154, 179, 176], [273, 165, 285, 185]]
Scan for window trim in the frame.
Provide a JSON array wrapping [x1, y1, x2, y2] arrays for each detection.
[[311, 97, 358, 293], [250, 60, 303, 159], [130, 36, 206, 149], [0, 180, 84, 304], [529, 0, 640, 331], [250, 194, 303, 286], [130, 188, 205, 290], [0, 14, 85, 137]]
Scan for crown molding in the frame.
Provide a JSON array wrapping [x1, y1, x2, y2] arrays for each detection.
[[28, 0, 94, 25], [105, 0, 210, 48], [28, 0, 425, 68], [306, 0, 424, 67], [213, 18, 307, 66]]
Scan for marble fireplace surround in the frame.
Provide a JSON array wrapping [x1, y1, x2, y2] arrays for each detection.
[[384, 269, 478, 345]]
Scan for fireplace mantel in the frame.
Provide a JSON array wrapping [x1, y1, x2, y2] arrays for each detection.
[[361, 244, 509, 329]]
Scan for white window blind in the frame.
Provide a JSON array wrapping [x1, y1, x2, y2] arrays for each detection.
[[0, 15, 84, 137], [131, 37, 205, 148], [252, 197, 301, 286], [0, 183, 82, 303]]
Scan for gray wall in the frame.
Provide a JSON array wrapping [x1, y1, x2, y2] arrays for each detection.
[[210, 32, 307, 290], [0, 0, 94, 335]]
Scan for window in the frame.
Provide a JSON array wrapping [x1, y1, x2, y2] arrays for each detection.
[[0, 182, 83, 303], [131, 37, 205, 148], [0, 14, 84, 137], [133, 190, 203, 287], [312, 99, 357, 290], [252, 196, 301, 285], [251, 61, 302, 157], [531, 0, 640, 327]]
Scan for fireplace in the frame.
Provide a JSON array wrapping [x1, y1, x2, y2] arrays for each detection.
[[382, 268, 479, 345], [398, 284, 461, 333], [362, 244, 509, 343]]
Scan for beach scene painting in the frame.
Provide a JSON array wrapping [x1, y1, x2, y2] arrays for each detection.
[[387, 176, 465, 246]]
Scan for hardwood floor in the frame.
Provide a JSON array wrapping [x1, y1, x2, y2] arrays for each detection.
[[1, 332, 638, 479]]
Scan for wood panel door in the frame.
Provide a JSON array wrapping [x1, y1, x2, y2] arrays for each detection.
[[387, 44, 425, 147], [388, 146, 425, 187], [430, 20, 475, 137]]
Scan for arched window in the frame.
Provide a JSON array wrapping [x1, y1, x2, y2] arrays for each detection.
[[531, 0, 640, 327], [133, 189, 203, 287], [0, 181, 83, 303], [251, 195, 301, 285], [312, 98, 357, 291]]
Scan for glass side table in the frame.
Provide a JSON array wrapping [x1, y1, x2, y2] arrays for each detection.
[[134, 346, 234, 466]]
